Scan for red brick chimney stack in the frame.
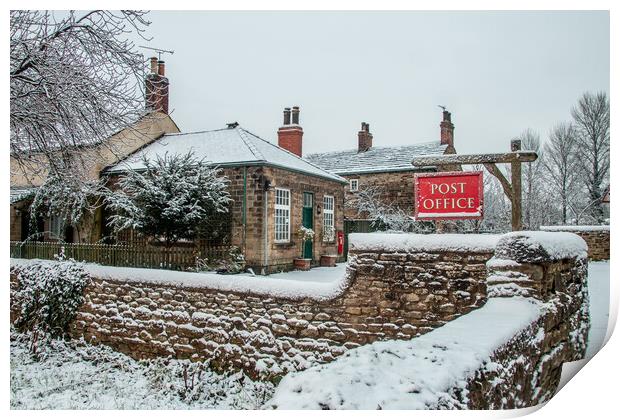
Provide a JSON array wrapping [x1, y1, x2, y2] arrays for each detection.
[[440, 110, 454, 147], [358, 122, 373, 153], [145, 56, 170, 114], [277, 106, 304, 157]]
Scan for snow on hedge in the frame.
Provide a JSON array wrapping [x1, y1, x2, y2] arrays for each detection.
[[540, 225, 610, 232], [349, 233, 500, 253], [498, 231, 588, 261], [267, 297, 541, 409], [10, 258, 351, 301]]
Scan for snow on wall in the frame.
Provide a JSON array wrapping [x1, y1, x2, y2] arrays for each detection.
[[495, 231, 587, 262], [539, 226, 610, 261], [349, 233, 500, 253], [10, 258, 351, 301], [540, 225, 610, 232]]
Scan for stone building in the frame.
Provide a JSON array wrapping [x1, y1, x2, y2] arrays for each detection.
[[104, 109, 346, 273], [10, 58, 181, 243], [306, 111, 457, 224]]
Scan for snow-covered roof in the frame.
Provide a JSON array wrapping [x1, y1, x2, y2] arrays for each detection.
[[10, 187, 37, 204], [105, 126, 346, 184], [305, 142, 449, 175]]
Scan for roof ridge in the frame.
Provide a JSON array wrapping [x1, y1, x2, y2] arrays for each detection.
[[236, 127, 266, 161], [238, 128, 347, 181], [163, 127, 232, 137], [307, 140, 442, 157]]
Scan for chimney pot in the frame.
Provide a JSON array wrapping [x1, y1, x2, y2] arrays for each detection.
[[291, 106, 300, 125], [157, 60, 165, 76], [283, 107, 291, 125], [149, 57, 158, 74]]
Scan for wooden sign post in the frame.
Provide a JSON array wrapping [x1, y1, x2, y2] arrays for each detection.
[[411, 143, 537, 231]]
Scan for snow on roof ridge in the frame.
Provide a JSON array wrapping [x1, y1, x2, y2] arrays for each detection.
[[238, 128, 347, 183], [306, 140, 443, 157], [236, 127, 266, 162]]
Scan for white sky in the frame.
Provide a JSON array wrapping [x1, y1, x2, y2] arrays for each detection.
[[140, 10, 609, 155]]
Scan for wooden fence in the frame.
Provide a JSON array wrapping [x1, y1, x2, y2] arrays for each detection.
[[9, 241, 230, 271]]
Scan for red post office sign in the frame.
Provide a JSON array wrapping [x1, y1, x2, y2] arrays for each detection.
[[414, 171, 483, 220]]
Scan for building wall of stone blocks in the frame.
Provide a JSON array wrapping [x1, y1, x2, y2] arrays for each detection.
[[16, 246, 494, 380], [261, 167, 345, 272], [340, 170, 433, 220]]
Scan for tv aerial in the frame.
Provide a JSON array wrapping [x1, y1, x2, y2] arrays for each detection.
[[139, 46, 175, 60]]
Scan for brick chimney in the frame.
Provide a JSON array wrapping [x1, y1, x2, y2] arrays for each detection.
[[440, 110, 454, 147], [145, 57, 169, 114], [277, 106, 303, 157], [358, 122, 373, 152]]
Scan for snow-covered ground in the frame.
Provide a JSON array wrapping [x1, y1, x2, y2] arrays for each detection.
[[558, 261, 610, 390], [10, 332, 274, 409], [254, 263, 347, 284]]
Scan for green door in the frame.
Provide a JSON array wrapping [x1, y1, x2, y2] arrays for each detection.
[[302, 192, 313, 259]]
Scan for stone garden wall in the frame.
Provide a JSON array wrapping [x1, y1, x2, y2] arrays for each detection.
[[267, 231, 590, 409], [11, 234, 497, 380], [540, 225, 609, 261], [464, 232, 589, 408]]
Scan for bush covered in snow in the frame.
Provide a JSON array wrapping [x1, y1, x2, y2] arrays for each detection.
[[106, 151, 232, 248], [11, 259, 90, 341]]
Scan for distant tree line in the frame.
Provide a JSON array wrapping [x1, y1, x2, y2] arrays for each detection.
[[482, 91, 609, 231]]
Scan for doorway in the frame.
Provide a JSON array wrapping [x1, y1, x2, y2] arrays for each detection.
[[302, 192, 313, 259]]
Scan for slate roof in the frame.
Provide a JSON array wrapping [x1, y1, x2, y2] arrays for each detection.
[[105, 126, 347, 184], [305, 141, 449, 175]]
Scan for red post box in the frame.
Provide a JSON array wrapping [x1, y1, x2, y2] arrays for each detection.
[[337, 231, 344, 255]]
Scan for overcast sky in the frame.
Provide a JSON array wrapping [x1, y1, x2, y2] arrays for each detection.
[[140, 11, 609, 155]]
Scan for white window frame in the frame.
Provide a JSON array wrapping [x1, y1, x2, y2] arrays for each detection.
[[323, 195, 335, 242], [349, 179, 359, 192], [274, 188, 291, 243]]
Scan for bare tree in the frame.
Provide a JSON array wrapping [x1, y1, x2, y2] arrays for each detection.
[[10, 10, 151, 181], [346, 185, 434, 232], [515, 129, 544, 229], [542, 123, 581, 224], [571, 91, 610, 223]]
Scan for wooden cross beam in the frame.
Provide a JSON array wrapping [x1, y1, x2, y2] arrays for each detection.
[[411, 151, 538, 231]]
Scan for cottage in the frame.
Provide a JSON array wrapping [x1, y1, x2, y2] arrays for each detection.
[[306, 111, 457, 227], [10, 57, 180, 243], [104, 108, 347, 273]]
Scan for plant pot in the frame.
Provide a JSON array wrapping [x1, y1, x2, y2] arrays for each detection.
[[293, 258, 311, 271], [320, 255, 337, 267]]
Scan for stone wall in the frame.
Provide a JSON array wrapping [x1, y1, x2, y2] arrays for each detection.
[[266, 231, 590, 409], [464, 233, 589, 408], [540, 226, 609, 261], [342, 170, 425, 220], [10, 236, 494, 380]]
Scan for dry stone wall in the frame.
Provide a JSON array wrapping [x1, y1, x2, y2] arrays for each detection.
[[8, 237, 495, 380], [465, 234, 589, 408], [540, 226, 609, 261]]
